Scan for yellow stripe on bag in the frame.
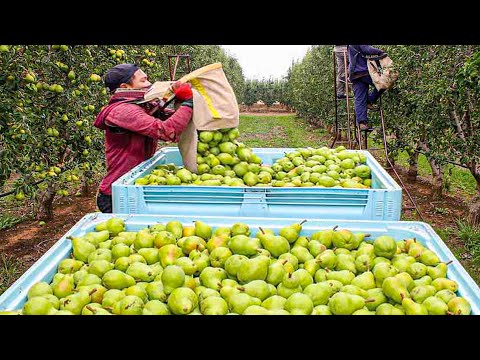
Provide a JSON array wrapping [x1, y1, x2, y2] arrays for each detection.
[[190, 78, 221, 119]]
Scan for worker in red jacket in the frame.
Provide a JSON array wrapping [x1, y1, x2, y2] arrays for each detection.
[[94, 63, 193, 213]]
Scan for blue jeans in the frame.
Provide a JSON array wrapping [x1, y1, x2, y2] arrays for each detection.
[[352, 75, 383, 123]]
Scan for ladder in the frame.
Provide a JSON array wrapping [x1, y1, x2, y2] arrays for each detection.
[[330, 48, 425, 221], [167, 54, 191, 81]]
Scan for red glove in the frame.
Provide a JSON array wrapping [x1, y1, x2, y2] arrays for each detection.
[[172, 81, 193, 101]]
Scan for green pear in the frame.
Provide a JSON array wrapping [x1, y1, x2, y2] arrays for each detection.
[[200, 296, 229, 315], [224, 254, 248, 278], [373, 235, 397, 259], [199, 267, 227, 290], [106, 217, 125, 236], [27, 282, 53, 299], [308, 240, 327, 258], [303, 282, 332, 306], [335, 254, 357, 274], [84, 230, 110, 247], [266, 260, 287, 286], [124, 285, 148, 303], [238, 280, 271, 301], [23, 296, 57, 315], [126, 262, 155, 282], [435, 289, 457, 304], [161, 265, 185, 294], [237, 256, 270, 284], [279, 253, 299, 270], [149, 223, 167, 233], [277, 283, 302, 299], [116, 232, 137, 246], [279, 225, 300, 244], [133, 230, 155, 250], [114, 257, 131, 272], [143, 300, 171, 315], [356, 243, 375, 258], [365, 288, 387, 311], [102, 270, 136, 290], [431, 277, 458, 292], [262, 295, 287, 310], [392, 254, 416, 273], [375, 303, 404, 315], [303, 259, 321, 277], [102, 289, 126, 308], [209, 247, 233, 268], [352, 308, 375, 315], [95, 221, 108, 232], [174, 257, 197, 275], [112, 295, 144, 315], [197, 286, 221, 301], [351, 271, 376, 290], [166, 221, 183, 239], [76, 273, 102, 287], [145, 281, 167, 302], [316, 249, 337, 269], [259, 231, 290, 258], [158, 244, 183, 267], [58, 259, 84, 274], [427, 262, 450, 279], [39, 294, 60, 310], [326, 270, 355, 285], [418, 249, 440, 266], [372, 257, 391, 267], [59, 290, 92, 315], [382, 276, 410, 304], [73, 269, 89, 285], [408, 242, 425, 259], [314, 269, 328, 283], [153, 231, 177, 248], [71, 237, 96, 262], [194, 220, 212, 240], [325, 279, 344, 294], [341, 285, 369, 298], [373, 262, 398, 285], [355, 254, 373, 273], [231, 223, 250, 236], [310, 229, 335, 248], [206, 235, 230, 253], [328, 292, 369, 315], [214, 227, 232, 238], [402, 298, 428, 315], [332, 229, 357, 250], [410, 285, 436, 304], [282, 271, 302, 289], [294, 268, 313, 289], [137, 248, 159, 265], [312, 305, 332, 315], [284, 293, 313, 315], [88, 260, 115, 278], [293, 236, 309, 248], [111, 243, 132, 260], [423, 296, 448, 315], [52, 274, 75, 298], [228, 293, 261, 314], [87, 248, 112, 263], [447, 297, 471, 315], [290, 247, 314, 264], [228, 235, 260, 256], [395, 272, 415, 291], [412, 275, 433, 289], [190, 250, 210, 275]]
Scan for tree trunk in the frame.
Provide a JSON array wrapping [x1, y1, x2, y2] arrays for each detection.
[[80, 173, 91, 197], [407, 146, 420, 182], [429, 158, 443, 198], [468, 166, 480, 225], [36, 181, 56, 221]]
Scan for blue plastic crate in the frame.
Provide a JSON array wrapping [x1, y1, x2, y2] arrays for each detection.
[[0, 213, 479, 314], [112, 147, 402, 220]]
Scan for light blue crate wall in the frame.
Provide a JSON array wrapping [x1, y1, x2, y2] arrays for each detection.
[[112, 147, 402, 220], [1, 213, 478, 313]]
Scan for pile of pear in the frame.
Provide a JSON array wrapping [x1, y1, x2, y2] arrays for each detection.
[[17, 217, 472, 315], [135, 127, 373, 189]]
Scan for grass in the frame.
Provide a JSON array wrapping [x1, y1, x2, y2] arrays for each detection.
[[0, 254, 25, 296], [238, 114, 329, 148], [0, 214, 25, 231], [456, 220, 480, 264]]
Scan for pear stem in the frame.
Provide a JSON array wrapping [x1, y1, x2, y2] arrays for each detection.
[[86, 305, 96, 313], [104, 306, 113, 311], [259, 227, 265, 234], [88, 288, 98, 296], [364, 234, 371, 238], [447, 311, 455, 315], [400, 293, 405, 300], [300, 220, 307, 226], [333, 225, 339, 231], [237, 286, 245, 291], [445, 260, 453, 266], [365, 298, 376, 303]]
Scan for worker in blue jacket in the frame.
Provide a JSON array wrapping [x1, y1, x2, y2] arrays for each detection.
[[348, 45, 386, 131]]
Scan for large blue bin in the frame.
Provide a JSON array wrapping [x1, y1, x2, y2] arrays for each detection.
[[112, 147, 402, 220], [0, 213, 478, 313]]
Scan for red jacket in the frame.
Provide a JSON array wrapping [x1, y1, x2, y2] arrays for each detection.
[[94, 90, 192, 195]]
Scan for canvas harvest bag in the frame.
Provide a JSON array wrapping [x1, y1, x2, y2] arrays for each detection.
[[143, 63, 240, 172], [367, 55, 399, 91]]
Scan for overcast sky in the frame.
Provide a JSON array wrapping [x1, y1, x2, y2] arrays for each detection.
[[221, 45, 312, 80]]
